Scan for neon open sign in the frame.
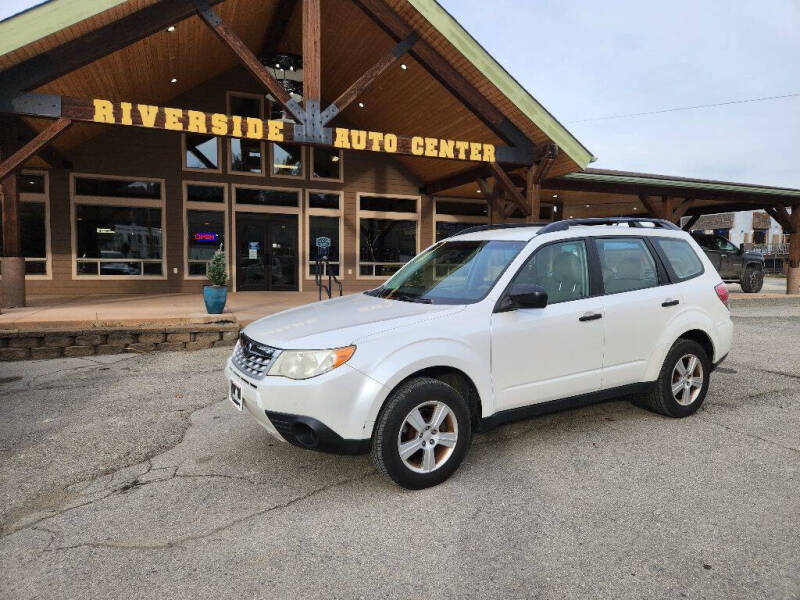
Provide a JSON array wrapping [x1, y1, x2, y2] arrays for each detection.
[[194, 232, 218, 242]]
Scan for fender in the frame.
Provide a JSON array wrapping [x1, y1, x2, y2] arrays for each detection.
[[355, 336, 494, 434], [643, 305, 716, 381]]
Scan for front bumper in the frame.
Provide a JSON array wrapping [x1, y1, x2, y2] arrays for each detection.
[[225, 358, 382, 454]]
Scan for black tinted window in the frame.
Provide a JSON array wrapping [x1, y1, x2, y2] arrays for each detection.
[[653, 238, 704, 281], [596, 238, 659, 294]]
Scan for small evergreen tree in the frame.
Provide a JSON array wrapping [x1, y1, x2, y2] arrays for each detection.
[[206, 245, 227, 287]]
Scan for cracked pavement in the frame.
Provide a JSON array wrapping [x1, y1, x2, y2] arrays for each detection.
[[1, 301, 799, 599]]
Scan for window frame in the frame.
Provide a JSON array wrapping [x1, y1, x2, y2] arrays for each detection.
[[270, 142, 305, 180], [310, 147, 344, 183], [0, 170, 52, 280], [182, 181, 230, 280], [356, 192, 420, 280], [231, 183, 302, 292], [181, 131, 222, 174], [590, 235, 668, 296], [70, 172, 167, 280], [433, 197, 489, 242], [226, 90, 266, 177], [648, 236, 706, 284], [305, 189, 344, 280], [501, 237, 601, 307]]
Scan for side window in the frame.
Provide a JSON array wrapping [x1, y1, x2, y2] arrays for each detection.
[[716, 236, 737, 252], [652, 238, 704, 281], [595, 238, 659, 294], [512, 240, 590, 304]]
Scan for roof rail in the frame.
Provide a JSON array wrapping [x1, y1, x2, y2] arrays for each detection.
[[536, 217, 681, 235], [453, 223, 551, 236]]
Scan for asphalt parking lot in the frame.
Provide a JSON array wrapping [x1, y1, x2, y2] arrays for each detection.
[[1, 300, 799, 599]]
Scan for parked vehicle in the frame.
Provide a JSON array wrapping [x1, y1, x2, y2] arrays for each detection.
[[226, 218, 733, 489], [690, 232, 765, 293]]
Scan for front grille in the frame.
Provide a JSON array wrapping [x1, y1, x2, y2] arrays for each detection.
[[231, 333, 279, 380]]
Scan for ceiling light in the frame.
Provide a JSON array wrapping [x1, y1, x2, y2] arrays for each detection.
[[633, 207, 638, 211], [552, 194, 558, 198], [170, 77, 177, 83], [476, 189, 481, 193], [167, 25, 176, 32], [400, 63, 408, 70], [331, 155, 340, 162], [585, 204, 590, 208], [358, 102, 365, 108]]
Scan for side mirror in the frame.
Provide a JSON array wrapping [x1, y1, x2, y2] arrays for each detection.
[[508, 283, 548, 309]]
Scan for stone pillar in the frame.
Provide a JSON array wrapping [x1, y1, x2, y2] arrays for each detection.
[[1, 174, 26, 308], [788, 206, 800, 295]]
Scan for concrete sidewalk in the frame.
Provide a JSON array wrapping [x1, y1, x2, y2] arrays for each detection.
[[0, 290, 342, 330]]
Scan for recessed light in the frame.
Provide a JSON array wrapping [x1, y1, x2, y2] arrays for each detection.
[[170, 77, 178, 83], [167, 25, 176, 32], [358, 102, 365, 108], [585, 204, 590, 208], [400, 63, 408, 70], [552, 194, 558, 198], [633, 207, 638, 211], [331, 155, 340, 162], [476, 189, 481, 193]]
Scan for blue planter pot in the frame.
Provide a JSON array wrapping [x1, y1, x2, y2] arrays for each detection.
[[203, 285, 227, 314]]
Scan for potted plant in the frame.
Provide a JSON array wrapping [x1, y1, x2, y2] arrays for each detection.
[[203, 245, 228, 314]]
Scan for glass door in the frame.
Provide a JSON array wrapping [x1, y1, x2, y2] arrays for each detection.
[[236, 213, 298, 291]]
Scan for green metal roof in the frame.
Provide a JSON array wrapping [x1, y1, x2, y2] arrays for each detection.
[[408, 0, 595, 169], [558, 169, 800, 198], [0, 0, 126, 57]]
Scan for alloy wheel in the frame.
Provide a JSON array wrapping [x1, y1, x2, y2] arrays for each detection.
[[671, 354, 704, 406], [397, 401, 458, 473]]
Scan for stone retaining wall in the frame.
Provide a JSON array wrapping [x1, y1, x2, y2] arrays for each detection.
[[0, 323, 240, 361]]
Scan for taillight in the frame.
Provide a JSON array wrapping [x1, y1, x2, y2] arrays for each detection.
[[714, 282, 729, 309]]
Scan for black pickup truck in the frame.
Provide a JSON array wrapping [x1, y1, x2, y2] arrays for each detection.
[[690, 232, 765, 293]]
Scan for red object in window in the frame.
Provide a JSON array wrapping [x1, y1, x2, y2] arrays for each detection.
[[194, 232, 217, 242], [714, 282, 729, 309]]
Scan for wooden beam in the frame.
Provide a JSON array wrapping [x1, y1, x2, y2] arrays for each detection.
[[765, 205, 794, 233], [195, 0, 305, 123], [17, 121, 71, 169], [260, 0, 297, 59], [302, 0, 322, 104], [682, 214, 700, 231], [1, 171, 20, 258], [352, 0, 534, 154], [671, 198, 694, 222], [526, 166, 540, 222], [488, 162, 530, 216], [662, 195, 674, 222], [0, 118, 71, 182], [321, 33, 418, 124], [0, 0, 224, 95], [638, 194, 664, 219], [477, 177, 504, 224]]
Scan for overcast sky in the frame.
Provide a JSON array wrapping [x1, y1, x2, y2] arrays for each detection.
[[3, 0, 799, 188]]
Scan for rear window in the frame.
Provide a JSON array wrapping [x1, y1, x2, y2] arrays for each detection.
[[653, 238, 704, 281]]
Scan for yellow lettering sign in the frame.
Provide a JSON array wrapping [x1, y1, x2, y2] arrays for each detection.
[[210, 113, 228, 136], [424, 137, 438, 158], [92, 99, 115, 123], [137, 104, 159, 128], [187, 110, 206, 133], [411, 136, 424, 156], [455, 140, 469, 160], [245, 117, 263, 140], [333, 127, 351, 149], [384, 133, 397, 153], [120, 102, 133, 126], [368, 131, 383, 151], [438, 139, 455, 159], [482, 143, 495, 163], [267, 120, 284, 142]]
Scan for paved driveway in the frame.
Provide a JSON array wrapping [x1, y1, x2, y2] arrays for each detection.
[[1, 301, 798, 599]]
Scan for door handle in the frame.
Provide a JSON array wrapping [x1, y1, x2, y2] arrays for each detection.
[[579, 312, 602, 322], [661, 299, 679, 307]]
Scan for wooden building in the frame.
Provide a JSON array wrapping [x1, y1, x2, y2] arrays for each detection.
[[0, 0, 798, 306]]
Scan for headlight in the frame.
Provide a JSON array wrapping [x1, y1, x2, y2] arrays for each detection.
[[268, 346, 356, 380]]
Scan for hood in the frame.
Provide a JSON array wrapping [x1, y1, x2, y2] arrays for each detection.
[[742, 251, 764, 261], [243, 293, 465, 349]]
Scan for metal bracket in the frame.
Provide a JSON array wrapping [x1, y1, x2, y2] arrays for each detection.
[[0, 92, 61, 118]]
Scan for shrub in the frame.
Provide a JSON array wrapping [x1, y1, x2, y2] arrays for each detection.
[[206, 245, 228, 287]]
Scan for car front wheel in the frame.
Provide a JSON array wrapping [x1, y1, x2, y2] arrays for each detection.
[[371, 377, 471, 489], [740, 265, 764, 293]]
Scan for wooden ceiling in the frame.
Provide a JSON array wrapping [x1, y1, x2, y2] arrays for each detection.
[[10, 0, 582, 187]]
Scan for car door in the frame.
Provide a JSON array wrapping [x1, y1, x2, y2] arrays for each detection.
[[595, 236, 682, 388], [490, 238, 604, 411], [714, 235, 739, 279], [694, 234, 722, 273]]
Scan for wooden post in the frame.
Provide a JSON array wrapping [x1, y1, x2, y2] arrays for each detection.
[[1, 173, 25, 307], [788, 205, 800, 295], [525, 166, 540, 223], [303, 0, 321, 104]]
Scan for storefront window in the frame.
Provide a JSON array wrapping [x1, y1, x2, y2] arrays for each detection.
[[272, 143, 303, 177], [75, 177, 161, 199], [435, 221, 480, 241], [308, 192, 340, 210], [187, 210, 225, 276], [75, 205, 163, 276], [186, 184, 225, 203], [236, 187, 298, 207], [18, 173, 45, 194], [229, 93, 264, 174], [311, 147, 342, 181], [0, 201, 47, 275], [359, 218, 417, 277], [184, 133, 220, 171], [360, 196, 416, 213], [309, 216, 340, 276], [434, 198, 488, 242]]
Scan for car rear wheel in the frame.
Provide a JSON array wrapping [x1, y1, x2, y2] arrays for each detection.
[[740, 265, 764, 293], [641, 339, 711, 418], [371, 377, 471, 489]]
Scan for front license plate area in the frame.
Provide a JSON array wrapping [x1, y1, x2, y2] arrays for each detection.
[[230, 381, 243, 411]]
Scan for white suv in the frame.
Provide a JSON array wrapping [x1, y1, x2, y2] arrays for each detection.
[[225, 218, 733, 489]]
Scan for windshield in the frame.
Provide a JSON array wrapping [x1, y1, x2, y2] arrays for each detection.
[[366, 240, 525, 304]]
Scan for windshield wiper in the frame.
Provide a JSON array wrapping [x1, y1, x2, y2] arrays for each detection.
[[394, 294, 432, 304]]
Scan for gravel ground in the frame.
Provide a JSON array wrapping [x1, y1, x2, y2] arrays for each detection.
[[1, 302, 798, 599]]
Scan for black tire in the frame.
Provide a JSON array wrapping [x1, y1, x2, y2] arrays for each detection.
[[740, 265, 764, 293], [371, 377, 472, 489], [641, 339, 711, 418]]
